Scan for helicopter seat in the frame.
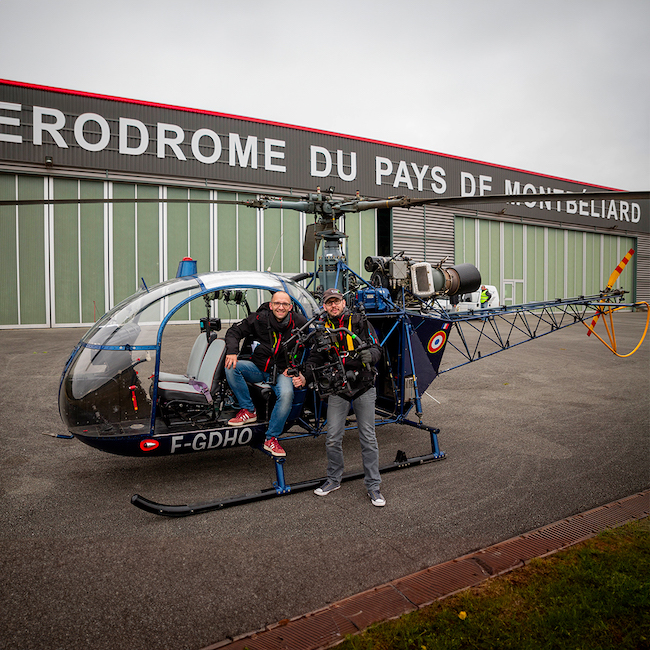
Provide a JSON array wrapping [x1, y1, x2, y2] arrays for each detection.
[[158, 333, 209, 384], [157, 338, 226, 405]]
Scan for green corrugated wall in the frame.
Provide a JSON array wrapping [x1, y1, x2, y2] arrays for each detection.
[[6, 169, 638, 328], [455, 215, 636, 304]]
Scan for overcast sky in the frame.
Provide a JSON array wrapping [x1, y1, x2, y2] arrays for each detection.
[[1, 0, 648, 190]]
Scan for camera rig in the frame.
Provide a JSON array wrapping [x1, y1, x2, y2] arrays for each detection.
[[282, 311, 374, 398]]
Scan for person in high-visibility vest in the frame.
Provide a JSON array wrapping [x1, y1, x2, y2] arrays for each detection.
[[480, 285, 491, 308]]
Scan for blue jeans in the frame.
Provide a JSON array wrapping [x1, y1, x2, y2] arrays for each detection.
[[225, 360, 294, 440], [324, 387, 380, 491]]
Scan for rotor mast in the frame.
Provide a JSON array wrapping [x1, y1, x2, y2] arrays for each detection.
[[245, 187, 350, 293]]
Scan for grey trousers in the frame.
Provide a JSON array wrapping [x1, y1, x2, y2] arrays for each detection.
[[324, 387, 381, 491]]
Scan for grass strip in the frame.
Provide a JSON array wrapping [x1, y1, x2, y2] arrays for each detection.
[[335, 518, 649, 650]]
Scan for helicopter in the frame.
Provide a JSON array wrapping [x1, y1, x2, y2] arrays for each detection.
[[49, 186, 649, 515]]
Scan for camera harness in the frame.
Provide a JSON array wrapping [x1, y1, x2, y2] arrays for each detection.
[[316, 309, 378, 398], [324, 313, 356, 361]]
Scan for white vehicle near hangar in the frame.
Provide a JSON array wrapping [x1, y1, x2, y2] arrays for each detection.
[[456, 284, 500, 311], [436, 284, 500, 312]]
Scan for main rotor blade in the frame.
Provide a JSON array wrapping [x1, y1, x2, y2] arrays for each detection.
[[2, 190, 647, 209], [352, 190, 649, 212], [0, 197, 250, 207]]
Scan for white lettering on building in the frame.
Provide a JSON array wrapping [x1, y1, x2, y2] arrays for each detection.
[[0, 102, 22, 143], [157, 122, 186, 160], [311, 146, 332, 177], [310, 147, 357, 182], [264, 138, 286, 172], [375, 157, 447, 194], [393, 161, 413, 190], [75, 113, 111, 152], [337, 150, 357, 181], [504, 179, 642, 223], [375, 156, 393, 186], [460, 172, 492, 196], [2, 100, 644, 228], [119, 117, 149, 155], [431, 166, 447, 194], [33, 106, 68, 147], [410, 163, 428, 192], [191, 128, 222, 164], [229, 133, 258, 168]]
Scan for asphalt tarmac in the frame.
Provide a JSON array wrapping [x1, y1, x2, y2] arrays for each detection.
[[1, 313, 648, 650]]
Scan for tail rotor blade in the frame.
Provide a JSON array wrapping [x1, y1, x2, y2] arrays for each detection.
[[587, 248, 635, 336], [605, 248, 635, 291]]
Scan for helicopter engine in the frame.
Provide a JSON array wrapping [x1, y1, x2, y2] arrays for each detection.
[[364, 254, 481, 302]]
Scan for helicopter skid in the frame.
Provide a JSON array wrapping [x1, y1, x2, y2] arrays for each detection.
[[131, 436, 446, 517]]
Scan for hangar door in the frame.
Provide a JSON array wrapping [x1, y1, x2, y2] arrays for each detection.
[[0, 174, 48, 327], [0, 172, 377, 328], [454, 216, 636, 304]]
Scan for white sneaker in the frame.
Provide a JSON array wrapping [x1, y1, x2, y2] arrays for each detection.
[[368, 489, 386, 507], [314, 479, 340, 496]]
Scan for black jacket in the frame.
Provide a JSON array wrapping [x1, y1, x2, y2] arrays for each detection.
[[225, 303, 308, 374], [305, 309, 381, 398]]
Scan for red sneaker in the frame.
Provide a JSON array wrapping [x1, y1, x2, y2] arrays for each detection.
[[263, 437, 286, 457], [228, 409, 257, 426]]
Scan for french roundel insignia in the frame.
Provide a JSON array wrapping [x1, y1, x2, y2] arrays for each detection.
[[427, 331, 447, 354], [140, 439, 159, 451]]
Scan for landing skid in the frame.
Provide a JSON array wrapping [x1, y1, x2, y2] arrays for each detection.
[[131, 423, 445, 517]]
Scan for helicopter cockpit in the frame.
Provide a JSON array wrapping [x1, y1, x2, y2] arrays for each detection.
[[58, 270, 319, 452]]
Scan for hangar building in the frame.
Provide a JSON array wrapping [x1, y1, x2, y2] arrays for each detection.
[[1, 79, 648, 328]]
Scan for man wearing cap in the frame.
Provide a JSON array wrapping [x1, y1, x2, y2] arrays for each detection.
[[224, 291, 307, 458], [306, 288, 386, 506]]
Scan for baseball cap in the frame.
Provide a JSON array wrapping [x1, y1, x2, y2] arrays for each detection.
[[322, 288, 344, 303]]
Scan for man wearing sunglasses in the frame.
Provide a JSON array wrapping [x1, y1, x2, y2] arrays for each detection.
[[224, 291, 307, 457]]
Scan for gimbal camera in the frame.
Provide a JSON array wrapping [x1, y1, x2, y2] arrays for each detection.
[[282, 312, 372, 397]]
